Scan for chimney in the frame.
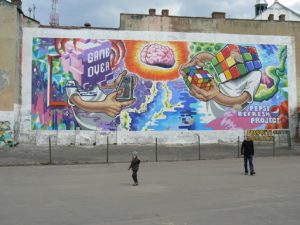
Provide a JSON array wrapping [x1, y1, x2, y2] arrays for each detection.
[[84, 22, 91, 27], [149, 8, 156, 16], [268, 14, 274, 21], [279, 14, 286, 22], [212, 12, 226, 19], [11, 0, 22, 9], [162, 9, 169, 17]]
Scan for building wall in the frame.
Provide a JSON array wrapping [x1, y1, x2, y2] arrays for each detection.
[[254, 4, 300, 21], [0, 1, 18, 145], [20, 28, 296, 145], [0, 1, 40, 146], [22, 16, 40, 28], [120, 13, 300, 106], [0, 1, 17, 111]]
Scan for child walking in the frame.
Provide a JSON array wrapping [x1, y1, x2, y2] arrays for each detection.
[[128, 151, 140, 186]]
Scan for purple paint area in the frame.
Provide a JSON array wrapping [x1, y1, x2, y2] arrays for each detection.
[[61, 39, 114, 91], [130, 78, 152, 109], [262, 73, 274, 88], [82, 41, 112, 86], [73, 109, 116, 130]]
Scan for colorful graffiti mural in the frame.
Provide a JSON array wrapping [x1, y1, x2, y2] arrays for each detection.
[[31, 38, 289, 131], [0, 121, 13, 146]]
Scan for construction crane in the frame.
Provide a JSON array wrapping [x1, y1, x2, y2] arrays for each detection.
[[49, 0, 59, 26]]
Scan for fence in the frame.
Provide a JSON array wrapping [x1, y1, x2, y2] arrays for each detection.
[[0, 133, 298, 166]]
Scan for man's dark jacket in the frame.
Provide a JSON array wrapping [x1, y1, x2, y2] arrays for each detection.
[[241, 140, 254, 156]]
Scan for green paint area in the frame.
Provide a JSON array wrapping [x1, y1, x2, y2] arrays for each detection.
[[189, 42, 225, 58], [189, 42, 226, 85], [0, 121, 13, 147], [254, 46, 288, 102]]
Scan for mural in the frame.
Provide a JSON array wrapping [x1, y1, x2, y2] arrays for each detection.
[[31, 38, 289, 131], [0, 121, 13, 147]]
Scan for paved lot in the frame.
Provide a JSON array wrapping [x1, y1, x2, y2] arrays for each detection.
[[1, 156, 300, 225]]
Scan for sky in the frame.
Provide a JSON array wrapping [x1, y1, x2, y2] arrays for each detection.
[[18, 0, 300, 28]]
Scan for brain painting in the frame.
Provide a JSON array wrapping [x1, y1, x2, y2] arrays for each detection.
[[140, 43, 175, 68], [124, 41, 189, 80]]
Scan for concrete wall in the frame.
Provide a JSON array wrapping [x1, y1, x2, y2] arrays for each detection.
[[0, 1, 18, 145], [0, 1, 18, 111], [0, 1, 40, 145], [2, 6, 297, 145], [21, 28, 297, 145]]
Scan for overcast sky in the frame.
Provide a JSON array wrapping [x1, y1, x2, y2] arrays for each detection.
[[19, 0, 300, 27]]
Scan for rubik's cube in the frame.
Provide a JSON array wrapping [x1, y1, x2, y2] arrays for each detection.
[[182, 66, 212, 91], [210, 44, 262, 83]]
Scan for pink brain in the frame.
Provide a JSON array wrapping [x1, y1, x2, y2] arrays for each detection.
[[140, 43, 175, 68]]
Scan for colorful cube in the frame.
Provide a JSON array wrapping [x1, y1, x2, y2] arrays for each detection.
[[182, 66, 212, 91], [61, 39, 112, 89], [209, 44, 262, 83]]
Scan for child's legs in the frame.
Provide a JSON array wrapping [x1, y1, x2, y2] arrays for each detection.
[[132, 170, 138, 183]]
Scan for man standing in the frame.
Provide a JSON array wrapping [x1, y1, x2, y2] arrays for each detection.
[[241, 135, 256, 175]]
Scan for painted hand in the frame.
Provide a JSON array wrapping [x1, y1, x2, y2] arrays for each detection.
[[101, 91, 135, 117], [103, 70, 127, 89], [103, 70, 137, 89], [189, 79, 220, 102]]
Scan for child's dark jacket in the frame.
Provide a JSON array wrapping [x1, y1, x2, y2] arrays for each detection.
[[129, 157, 140, 171]]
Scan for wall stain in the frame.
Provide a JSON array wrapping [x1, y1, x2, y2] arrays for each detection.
[[0, 69, 9, 92]]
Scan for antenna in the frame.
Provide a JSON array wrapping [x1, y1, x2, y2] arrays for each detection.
[[28, 3, 36, 19], [33, 4, 36, 19], [28, 7, 32, 17], [49, 0, 59, 27]]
